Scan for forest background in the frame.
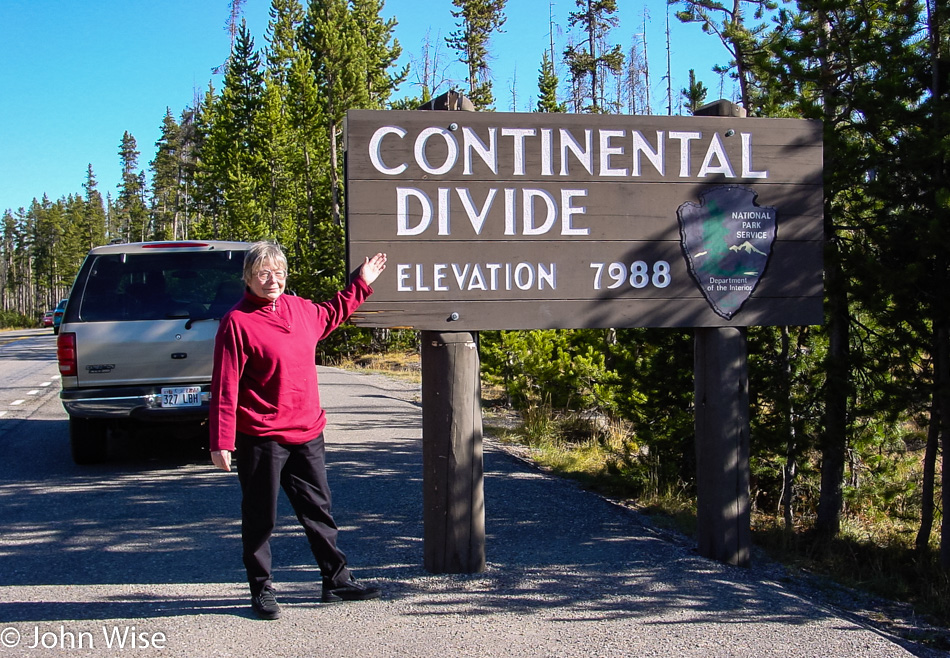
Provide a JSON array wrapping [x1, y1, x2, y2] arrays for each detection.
[[3, 0, 950, 635]]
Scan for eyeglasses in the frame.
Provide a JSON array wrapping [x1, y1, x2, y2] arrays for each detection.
[[255, 269, 287, 282]]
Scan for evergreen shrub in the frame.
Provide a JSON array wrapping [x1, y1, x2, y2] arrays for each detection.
[[0, 310, 31, 329]]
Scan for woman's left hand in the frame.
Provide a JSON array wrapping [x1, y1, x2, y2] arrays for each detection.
[[359, 253, 387, 286]]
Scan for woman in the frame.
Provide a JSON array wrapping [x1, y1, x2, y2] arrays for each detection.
[[209, 241, 387, 620]]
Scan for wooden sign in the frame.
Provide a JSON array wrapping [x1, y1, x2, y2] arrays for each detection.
[[344, 110, 823, 330]]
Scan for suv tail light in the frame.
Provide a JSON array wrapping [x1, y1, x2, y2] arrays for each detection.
[[57, 332, 77, 377]]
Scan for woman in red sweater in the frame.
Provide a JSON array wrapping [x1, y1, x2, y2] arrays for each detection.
[[209, 241, 387, 620]]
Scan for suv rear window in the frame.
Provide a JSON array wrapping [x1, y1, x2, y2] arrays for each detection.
[[73, 251, 246, 323]]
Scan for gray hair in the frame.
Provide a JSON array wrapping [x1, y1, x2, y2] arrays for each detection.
[[243, 241, 288, 285]]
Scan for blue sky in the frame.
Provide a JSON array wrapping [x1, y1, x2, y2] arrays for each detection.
[[0, 0, 733, 216]]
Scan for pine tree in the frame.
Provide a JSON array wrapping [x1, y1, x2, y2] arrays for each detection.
[[303, 0, 368, 228], [60, 193, 90, 288], [257, 73, 297, 246], [681, 69, 707, 114], [671, 0, 778, 107], [150, 108, 183, 240], [302, 0, 407, 236], [266, 0, 306, 90], [275, 0, 327, 242], [754, 0, 928, 542], [445, 0, 508, 110], [31, 197, 62, 312], [200, 20, 268, 240], [563, 0, 625, 113], [5, 206, 32, 314], [352, 0, 408, 107], [536, 50, 566, 112], [193, 82, 224, 238], [175, 106, 202, 239], [925, 0, 950, 569], [116, 132, 149, 242], [262, 0, 332, 297], [0, 210, 16, 312], [857, 0, 950, 563], [82, 164, 107, 248]]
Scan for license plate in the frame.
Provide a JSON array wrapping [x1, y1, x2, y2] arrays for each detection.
[[161, 386, 201, 407]]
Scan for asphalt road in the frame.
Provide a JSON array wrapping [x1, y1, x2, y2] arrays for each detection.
[[0, 327, 938, 656]]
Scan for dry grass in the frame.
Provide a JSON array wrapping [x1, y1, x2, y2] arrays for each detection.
[[335, 350, 421, 383]]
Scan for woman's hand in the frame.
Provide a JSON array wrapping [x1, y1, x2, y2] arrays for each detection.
[[359, 253, 387, 286], [211, 450, 232, 472]]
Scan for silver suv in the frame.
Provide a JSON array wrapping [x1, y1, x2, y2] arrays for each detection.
[[56, 240, 251, 463]]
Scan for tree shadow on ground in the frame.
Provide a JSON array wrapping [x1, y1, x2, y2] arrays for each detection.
[[0, 384, 934, 658]]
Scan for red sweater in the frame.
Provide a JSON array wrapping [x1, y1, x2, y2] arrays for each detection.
[[209, 279, 371, 452]]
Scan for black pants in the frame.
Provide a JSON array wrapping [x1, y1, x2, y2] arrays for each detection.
[[235, 431, 350, 595]]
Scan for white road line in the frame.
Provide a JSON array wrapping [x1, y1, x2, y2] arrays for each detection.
[[10, 400, 24, 406], [40, 382, 52, 387], [0, 411, 6, 418], [27, 390, 39, 395]]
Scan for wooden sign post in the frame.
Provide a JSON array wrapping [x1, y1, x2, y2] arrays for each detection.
[[421, 330, 485, 573], [344, 102, 823, 571], [692, 100, 752, 567], [694, 325, 751, 565], [416, 92, 485, 575]]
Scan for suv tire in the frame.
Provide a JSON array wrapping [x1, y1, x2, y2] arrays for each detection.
[[70, 417, 109, 464]]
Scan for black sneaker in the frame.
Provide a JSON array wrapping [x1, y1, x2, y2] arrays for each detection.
[[251, 586, 281, 620], [322, 576, 381, 603]]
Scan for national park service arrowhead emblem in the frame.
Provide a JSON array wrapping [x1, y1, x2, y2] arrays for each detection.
[[677, 186, 776, 320]]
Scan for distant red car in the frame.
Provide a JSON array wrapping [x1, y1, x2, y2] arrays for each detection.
[[42, 310, 54, 327]]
